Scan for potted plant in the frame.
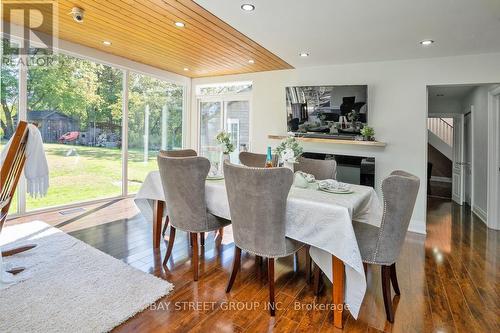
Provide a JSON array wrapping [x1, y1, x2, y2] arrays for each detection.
[[274, 136, 303, 171], [360, 126, 375, 141], [216, 131, 235, 161]]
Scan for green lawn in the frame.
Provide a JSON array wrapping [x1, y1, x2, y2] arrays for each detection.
[[2, 143, 160, 211]]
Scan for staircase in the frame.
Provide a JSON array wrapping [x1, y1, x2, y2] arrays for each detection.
[[427, 118, 453, 160]]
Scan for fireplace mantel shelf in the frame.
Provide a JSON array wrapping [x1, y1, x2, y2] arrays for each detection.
[[268, 135, 387, 147]]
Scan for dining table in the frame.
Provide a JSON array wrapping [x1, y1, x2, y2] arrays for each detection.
[[135, 170, 382, 329]]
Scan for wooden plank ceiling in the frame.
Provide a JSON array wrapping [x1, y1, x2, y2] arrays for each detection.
[[3, 0, 293, 77]]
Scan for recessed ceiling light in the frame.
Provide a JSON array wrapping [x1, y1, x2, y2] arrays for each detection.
[[299, 52, 310, 57], [183, 67, 189, 71], [420, 40, 434, 46], [174, 22, 185, 28], [102, 40, 112, 46], [248, 59, 255, 64], [241, 4, 255, 11]]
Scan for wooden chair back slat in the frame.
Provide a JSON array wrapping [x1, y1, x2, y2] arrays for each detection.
[[0, 146, 26, 206], [0, 142, 26, 201], [0, 121, 29, 231]]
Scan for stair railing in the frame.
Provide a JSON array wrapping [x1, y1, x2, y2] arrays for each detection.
[[427, 118, 453, 146]]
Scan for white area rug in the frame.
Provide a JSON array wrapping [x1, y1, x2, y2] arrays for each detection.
[[0, 221, 173, 333]]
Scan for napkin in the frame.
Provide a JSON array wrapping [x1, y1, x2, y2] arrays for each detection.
[[318, 179, 351, 191]]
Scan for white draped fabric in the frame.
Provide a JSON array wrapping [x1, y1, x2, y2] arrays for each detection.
[[135, 171, 382, 318], [0, 124, 49, 198]]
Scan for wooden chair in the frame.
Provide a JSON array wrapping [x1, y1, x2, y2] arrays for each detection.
[[0, 121, 36, 274]]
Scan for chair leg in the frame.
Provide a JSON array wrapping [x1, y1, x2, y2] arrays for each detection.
[[313, 264, 321, 296], [363, 263, 368, 275], [268, 258, 276, 316], [294, 252, 299, 271], [161, 215, 169, 236], [200, 232, 205, 247], [256, 255, 263, 266], [226, 247, 241, 292], [162, 226, 176, 266], [390, 263, 401, 295], [2, 244, 36, 257], [218, 227, 224, 239], [191, 233, 199, 281], [381, 265, 394, 323], [305, 246, 311, 283]]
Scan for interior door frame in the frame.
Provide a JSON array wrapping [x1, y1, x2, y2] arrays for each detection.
[[487, 85, 500, 230], [464, 107, 474, 207], [451, 114, 465, 205]]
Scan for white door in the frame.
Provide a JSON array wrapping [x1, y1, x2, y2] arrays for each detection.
[[452, 115, 465, 204]]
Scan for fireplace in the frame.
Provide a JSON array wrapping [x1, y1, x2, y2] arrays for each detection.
[[301, 152, 375, 187]]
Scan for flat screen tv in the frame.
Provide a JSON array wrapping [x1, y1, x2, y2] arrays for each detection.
[[285, 85, 368, 136]]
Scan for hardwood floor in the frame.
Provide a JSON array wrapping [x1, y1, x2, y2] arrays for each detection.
[[8, 197, 499, 332]]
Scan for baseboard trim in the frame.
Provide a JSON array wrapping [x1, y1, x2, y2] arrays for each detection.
[[430, 176, 452, 183], [472, 206, 487, 223], [408, 219, 426, 235]]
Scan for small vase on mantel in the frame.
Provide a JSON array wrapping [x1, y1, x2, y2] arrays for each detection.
[[283, 161, 294, 172]]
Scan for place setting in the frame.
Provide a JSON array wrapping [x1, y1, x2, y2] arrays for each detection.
[[293, 171, 355, 194]]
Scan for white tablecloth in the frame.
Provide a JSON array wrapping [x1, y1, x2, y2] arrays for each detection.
[[135, 171, 382, 318]]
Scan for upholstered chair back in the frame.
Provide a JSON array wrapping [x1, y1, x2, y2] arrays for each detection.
[[239, 151, 277, 168], [157, 155, 210, 232], [295, 156, 337, 180], [373, 170, 420, 264], [159, 149, 197, 158], [223, 162, 294, 257]]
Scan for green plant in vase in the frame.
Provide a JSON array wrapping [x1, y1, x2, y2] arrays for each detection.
[[360, 126, 375, 141], [274, 136, 303, 171], [216, 131, 235, 158]]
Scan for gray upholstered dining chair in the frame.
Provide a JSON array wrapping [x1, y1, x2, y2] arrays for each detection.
[[159, 149, 197, 158], [313, 170, 420, 323], [224, 162, 304, 316], [295, 156, 337, 180], [158, 149, 198, 237], [239, 151, 277, 167], [157, 155, 231, 281]]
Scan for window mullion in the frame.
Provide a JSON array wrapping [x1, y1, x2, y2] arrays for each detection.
[[17, 53, 28, 214], [121, 70, 129, 196]]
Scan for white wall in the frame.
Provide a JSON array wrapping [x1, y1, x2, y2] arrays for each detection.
[[191, 53, 500, 234], [428, 98, 463, 115], [462, 86, 494, 218]]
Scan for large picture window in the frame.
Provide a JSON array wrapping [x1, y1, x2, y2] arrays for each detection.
[[26, 54, 123, 210], [127, 73, 184, 193], [0, 39, 185, 215], [0, 39, 20, 213]]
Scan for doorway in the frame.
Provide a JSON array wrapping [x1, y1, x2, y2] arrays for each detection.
[[428, 84, 500, 229]]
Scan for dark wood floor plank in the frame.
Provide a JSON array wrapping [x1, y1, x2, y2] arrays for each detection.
[[7, 197, 498, 332]]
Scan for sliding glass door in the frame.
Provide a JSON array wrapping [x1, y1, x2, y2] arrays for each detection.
[[197, 82, 252, 164], [225, 100, 250, 163], [199, 101, 222, 165], [199, 99, 250, 164]]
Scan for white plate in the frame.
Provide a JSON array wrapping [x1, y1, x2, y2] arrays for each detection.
[[319, 187, 354, 194], [206, 175, 224, 180]]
